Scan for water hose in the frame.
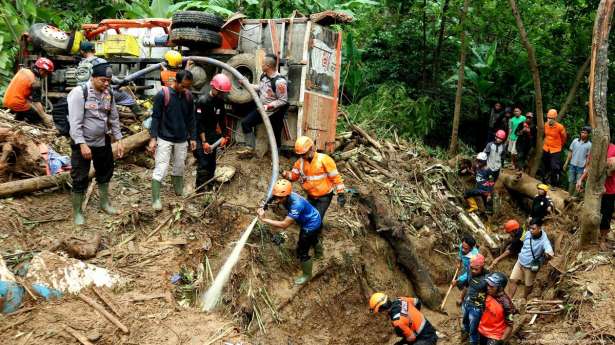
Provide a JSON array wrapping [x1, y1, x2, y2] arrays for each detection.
[[183, 56, 279, 203], [115, 62, 166, 86]]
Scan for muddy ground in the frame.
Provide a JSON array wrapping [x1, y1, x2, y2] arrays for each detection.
[[0, 145, 614, 345]]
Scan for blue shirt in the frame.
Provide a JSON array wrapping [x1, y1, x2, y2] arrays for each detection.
[[518, 230, 554, 267], [286, 192, 322, 232], [457, 244, 479, 284]]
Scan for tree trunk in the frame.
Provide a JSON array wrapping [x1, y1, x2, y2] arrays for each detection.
[[508, 0, 545, 177], [0, 130, 150, 198], [499, 169, 569, 211], [421, 0, 428, 84], [581, 0, 614, 245], [558, 56, 591, 121], [432, 0, 451, 78], [448, 0, 470, 155]]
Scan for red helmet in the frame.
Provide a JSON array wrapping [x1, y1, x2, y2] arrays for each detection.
[[34, 57, 54, 73], [504, 219, 520, 233], [495, 130, 506, 140], [210, 73, 232, 92]]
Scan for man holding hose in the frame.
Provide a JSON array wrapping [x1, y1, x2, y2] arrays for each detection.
[[257, 179, 322, 285]]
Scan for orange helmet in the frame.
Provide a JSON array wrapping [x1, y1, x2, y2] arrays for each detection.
[[272, 179, 292, 197], [547, 109, 558, 119], [369, 292, 388, 313], [504, 219, 520, 233], [294, 136, 314, 155]]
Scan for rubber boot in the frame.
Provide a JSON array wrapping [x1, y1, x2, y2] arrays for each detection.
[[98, 183, 118, 215], [314, 240, 324, 260], [171, 175, 185, 196], [71, 192, 85, 225], [466, 197, 478, 213], [246, 132, 256, 149], [294, 259, 313, 285], [152, 179, 162, 211]]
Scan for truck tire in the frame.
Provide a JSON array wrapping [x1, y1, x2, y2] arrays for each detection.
[[170, 27, 222, 48], [171, 11, 224, 31], [223, 53, 258, 104], [29, 23, 71, 54]]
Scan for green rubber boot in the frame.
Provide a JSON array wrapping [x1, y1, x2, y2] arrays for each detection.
[[294, 259, 313, 285], [71, 192, 85, 225], [98, 183, 118, 215], [171, 175, 185, 196], [314, 240, 324, 260], [152, 179, 162, 211]]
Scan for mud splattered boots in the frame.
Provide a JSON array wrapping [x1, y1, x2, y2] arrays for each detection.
[[295, 259, 313, 285], [71, 192, 85, 225], [465, 197, 478, 213], [152, 179, 162, 211], [171, 175, 185, 197], [314, 240, 324, 260], [98, 183, 118, 215]]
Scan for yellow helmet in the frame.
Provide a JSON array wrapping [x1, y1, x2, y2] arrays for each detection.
[[369, 292, 388, 313], [537, 183, 550, 192], [272, 179, 292, 197], [164, 50, 183, 68], [294, 136, 314, 155]]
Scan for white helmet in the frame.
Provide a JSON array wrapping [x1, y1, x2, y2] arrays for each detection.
[[476, 152, 488, 161]]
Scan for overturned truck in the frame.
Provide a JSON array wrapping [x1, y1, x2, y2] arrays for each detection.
[[19, 11, 348, 152]]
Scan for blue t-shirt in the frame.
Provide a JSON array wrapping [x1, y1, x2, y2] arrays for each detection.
[[457, 244, 479, 283], [287, 192, 322, 232], [518, 230, 554, 267]]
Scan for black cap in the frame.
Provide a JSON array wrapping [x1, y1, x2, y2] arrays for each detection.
[[92, 62, 113, 78], [79, 41, 95, 52]]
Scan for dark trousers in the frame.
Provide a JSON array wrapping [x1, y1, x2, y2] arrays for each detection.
[[70, 137, 114, 193], [394, 321, 438, 345], [542, 151, 562, 186], [296, 227, 322, 262], [479, 336, 504, 345], [193, 139, 217, 191], [14, 109, 42, 124], [600, 193, 615, 230], [241, 107, 285, 147], [308, 193, 333, 221]]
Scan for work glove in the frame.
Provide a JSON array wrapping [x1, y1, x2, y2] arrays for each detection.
[[337, 193, 346, 208], [272, 232, 287, 245], [203, 142, 212, 154], [220, 137, 229, 148]]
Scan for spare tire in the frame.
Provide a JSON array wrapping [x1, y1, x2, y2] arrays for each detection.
[[171, 11, 224, 31], [29, 23, 71, 54], [170, 27, 222, 48], [223, 53, 258, 104]]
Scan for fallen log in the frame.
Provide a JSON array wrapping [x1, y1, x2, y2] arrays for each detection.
[[499, 169, 568, 211], [351, 124, 382, 150], [0, 130, 150, 198], [357, 185, 442, 309]]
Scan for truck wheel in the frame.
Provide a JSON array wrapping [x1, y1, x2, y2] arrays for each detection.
[[223, 53, 258, 104], [29, 23, 71, 54], [171, 11, 224, 31], [170, 27, 222, 48]]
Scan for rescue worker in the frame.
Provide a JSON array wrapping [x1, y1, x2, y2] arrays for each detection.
[[515, 112, 536, 172], [488, 220, 525, 270], [507, 107, 526, 170], [148, 70, 196, 210], [193, 74, 232, 191], [529, 184, 553, 224], [257, 179, 322, 285], [369, 292, 438, 345], [563, 126, 592, 196], [483, 130, 506, 181], [542, 109, 567, 187], [241, 54, 288, 149], [478, 272, 515, 345], [3, 57, 54, 127], [67, 61, 124, 225], [455, 254, 489, 345], [282, 135, 346, 220], [508, 218, 554, 299], [161, 50, 183, 87], [456, 235, 479, 285], [75, 41, 99, 84], [464, 152, 496, 213]]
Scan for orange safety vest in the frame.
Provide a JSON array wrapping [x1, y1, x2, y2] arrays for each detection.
[[391, 297, 427, 341], [289, 152, 345, 198], [160, 69, 177, 87], [3, 68, 36, 112], [543, 122, 567, 153]]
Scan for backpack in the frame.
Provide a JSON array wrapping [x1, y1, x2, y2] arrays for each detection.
[[53, 84, 114, 137]]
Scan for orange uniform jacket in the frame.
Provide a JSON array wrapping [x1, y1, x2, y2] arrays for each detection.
[[288, 152, 345, 198], [543, 122, 567, 153], [160, 69, 177, 87], [390, 297, 427, 342], [3, 68, 36, 112]]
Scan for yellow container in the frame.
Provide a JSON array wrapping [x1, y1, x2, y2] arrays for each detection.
[[102, 34, 140, 57]]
